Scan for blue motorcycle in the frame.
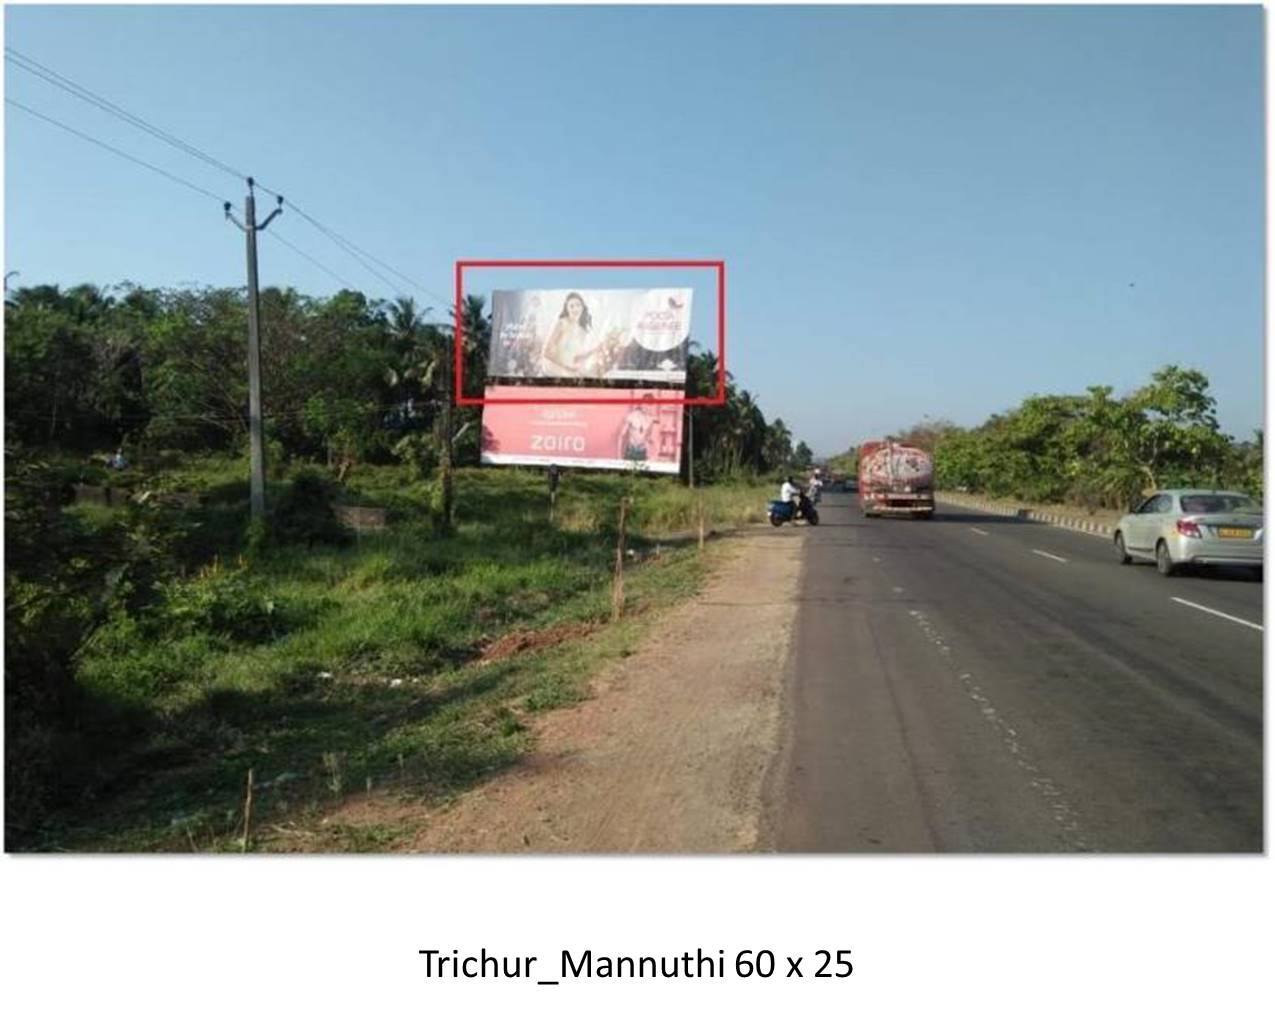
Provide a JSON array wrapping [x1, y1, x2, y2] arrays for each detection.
[[768, 495, 819, 527]]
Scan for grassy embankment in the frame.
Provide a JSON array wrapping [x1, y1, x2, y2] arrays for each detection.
[[20, 459, 771, 852]]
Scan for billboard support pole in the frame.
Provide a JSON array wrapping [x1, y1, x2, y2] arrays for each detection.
[[612, 497, 628, 621], [547, 464, 560, 523], [687, 407, 695, 488]]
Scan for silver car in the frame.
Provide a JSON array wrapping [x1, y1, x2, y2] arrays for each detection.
[[1114, 489, 1264, 576]]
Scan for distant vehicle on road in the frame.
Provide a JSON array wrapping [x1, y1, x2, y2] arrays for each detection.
[[842, 476, 858, 492], [858, 441, 934, 518], [1114, 489, 1264, 577]]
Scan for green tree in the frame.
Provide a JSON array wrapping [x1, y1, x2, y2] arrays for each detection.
[[142, 286, 248, 451], [762, 417, 794, 472], [1127, 365, 1229, 488], [4, 286, 101, 446]]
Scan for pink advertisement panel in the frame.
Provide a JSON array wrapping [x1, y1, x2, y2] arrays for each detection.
[[481, 386, 685, 474]]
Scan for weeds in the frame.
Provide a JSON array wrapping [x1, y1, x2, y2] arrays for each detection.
[[7, 460, 768, 851]]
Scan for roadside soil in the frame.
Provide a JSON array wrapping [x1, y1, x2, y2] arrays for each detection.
[[347, 527, 803, 853]]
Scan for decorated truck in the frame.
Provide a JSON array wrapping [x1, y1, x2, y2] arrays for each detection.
[[857, 441, 935, 518]]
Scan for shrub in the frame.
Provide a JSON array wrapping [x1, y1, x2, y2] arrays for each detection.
[[391, 432, 439, 480], [269, 469, 350, 548], [156, 567, 295, 644]]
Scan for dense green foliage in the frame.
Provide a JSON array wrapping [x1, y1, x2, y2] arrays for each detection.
[[887, 367, 1261, 508], [5, 278, 797, 848], [3, 283, 482, 469], [682, 344, 799, 479], [4, 282, 801, 480], [4, 458, 770, 850]]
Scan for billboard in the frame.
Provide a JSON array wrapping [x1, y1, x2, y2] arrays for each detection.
[[488, 288, 692, 384], [481, 385, 685, 474]]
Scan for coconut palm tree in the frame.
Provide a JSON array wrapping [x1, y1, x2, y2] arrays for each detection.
[[384, 296, 441, 402]]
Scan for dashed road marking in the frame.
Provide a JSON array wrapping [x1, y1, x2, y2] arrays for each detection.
[[906, 608, 1090, 850], [1170, 597, 1263, 632], [1032, 549, 1068, 563], [970, 527, 990, 536]]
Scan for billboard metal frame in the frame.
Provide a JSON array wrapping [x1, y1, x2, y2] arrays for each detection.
[[453, 260, 727, 406]]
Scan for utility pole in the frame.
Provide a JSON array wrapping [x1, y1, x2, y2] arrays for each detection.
[[225, 179, 282, 523]]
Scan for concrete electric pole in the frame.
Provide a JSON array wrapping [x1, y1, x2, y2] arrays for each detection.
[[225, 179, 282, 523]]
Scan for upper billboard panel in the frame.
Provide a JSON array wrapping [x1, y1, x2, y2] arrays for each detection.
[[488, 288, 692, 385]]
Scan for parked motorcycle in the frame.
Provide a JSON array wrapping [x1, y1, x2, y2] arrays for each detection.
[[768, 495, 820, 527]]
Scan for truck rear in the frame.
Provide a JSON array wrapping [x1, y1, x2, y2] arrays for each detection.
[[858, 441, 935, 518]]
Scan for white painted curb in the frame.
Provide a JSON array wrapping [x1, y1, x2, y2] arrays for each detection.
[[936, 493, 1115, 537]]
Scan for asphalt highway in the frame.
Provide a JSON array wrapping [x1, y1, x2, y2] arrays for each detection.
[[764, 492, 1263, 853]]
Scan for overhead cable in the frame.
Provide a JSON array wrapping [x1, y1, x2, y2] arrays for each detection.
[[6, 46, 249, 183], [6, 97, 232, 205], [7, 46, 451, 306]]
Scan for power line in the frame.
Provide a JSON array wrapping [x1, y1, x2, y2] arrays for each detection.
[[272, 200, 411, 299], [272, 195, 450, 307], [5, 98, 232, 205], [7, 97, 383, 297], [5, 46, 249, 184], [6, 46, 451, 309], [265, 229, 360, 291]]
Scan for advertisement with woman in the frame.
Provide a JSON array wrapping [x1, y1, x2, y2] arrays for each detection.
[[489, 288, 692, 384], [481, 386, 685, 473]]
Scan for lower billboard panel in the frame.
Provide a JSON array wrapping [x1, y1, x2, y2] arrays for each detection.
[[481, 385, 685, 474]]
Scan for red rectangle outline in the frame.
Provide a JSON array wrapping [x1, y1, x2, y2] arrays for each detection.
[[453, 259, 726, 406]]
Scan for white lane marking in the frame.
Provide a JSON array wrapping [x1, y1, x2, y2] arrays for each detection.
[[1032, 549, 1068, 563], [1170, 597, 1263, 632], [970, 527, 990, 536], [873, 556, 881, 563], [950, 504, 1111, 540], [906, 609, 1090, 849]]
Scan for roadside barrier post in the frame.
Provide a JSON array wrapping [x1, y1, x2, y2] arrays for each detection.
[[612, 497, 629, 621], [241, 767, 254, 853]]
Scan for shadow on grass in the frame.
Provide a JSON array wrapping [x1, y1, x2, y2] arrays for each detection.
[[28, 654, 537, 852], [14, 467, 710, 851]]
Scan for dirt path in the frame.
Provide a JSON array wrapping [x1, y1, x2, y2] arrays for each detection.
[[401, 528, 803, 853]]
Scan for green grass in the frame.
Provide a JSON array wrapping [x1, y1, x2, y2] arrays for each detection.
[[20, 461, 766, 852]]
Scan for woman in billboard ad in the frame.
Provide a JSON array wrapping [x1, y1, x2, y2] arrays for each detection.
[[489, 289, 691, 383], [539, 292, 626, 379]]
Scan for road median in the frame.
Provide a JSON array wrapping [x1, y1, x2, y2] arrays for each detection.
[[936, 491, 1119, 537]]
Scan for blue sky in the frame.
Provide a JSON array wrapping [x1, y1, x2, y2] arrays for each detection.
[[4, 4, 1264, 452]]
